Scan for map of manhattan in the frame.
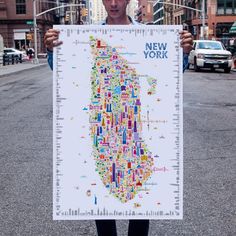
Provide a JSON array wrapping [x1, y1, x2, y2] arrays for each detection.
[[89, 36, 156, 203]]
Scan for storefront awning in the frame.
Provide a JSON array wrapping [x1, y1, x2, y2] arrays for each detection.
[[229, 21, 236, 35]]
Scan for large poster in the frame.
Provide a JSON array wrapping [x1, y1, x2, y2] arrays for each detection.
[[53, 25, 183, 220]]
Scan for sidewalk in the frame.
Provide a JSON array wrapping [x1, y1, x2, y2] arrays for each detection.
[[0, 59, 48, 78]]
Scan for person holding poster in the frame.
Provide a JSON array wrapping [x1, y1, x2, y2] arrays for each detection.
[[44, 0, 193, 236], [44, 0, 193, 72]]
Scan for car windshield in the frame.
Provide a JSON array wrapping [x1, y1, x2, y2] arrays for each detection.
[[4, 49, 14, 53], [197, 42, 223, 50]]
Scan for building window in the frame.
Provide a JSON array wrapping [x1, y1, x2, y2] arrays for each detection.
[[16, 0, 26, 14], [191, 1, 196, 17], [217, 0, 236, 14], [217, 0, 224, 14], [226, 0, 232, 14]]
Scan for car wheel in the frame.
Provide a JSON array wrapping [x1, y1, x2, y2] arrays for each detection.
[[194, 58, 200, 72], [224, 68, 231, 73]]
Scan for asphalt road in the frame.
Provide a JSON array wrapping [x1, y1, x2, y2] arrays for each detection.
[[0, 66, 235, 236]]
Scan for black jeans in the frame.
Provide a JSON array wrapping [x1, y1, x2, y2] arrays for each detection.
[[95, 219, 149, 236]]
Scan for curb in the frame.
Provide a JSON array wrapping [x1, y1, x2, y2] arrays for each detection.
[[0, 63, 48, 78]]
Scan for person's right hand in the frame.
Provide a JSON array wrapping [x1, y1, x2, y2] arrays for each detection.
[[44, 29, 63, 52]]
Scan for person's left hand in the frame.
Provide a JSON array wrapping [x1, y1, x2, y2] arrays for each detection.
[[180, 30, 193, 54]]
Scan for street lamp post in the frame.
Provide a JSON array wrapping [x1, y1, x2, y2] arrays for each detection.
[[201, 0, 206, 39], [33, 0, 38, 64]]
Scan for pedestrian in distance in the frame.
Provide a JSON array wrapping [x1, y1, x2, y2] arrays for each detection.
[[26, 47, 34, 60], [44, 0, 193, 235]]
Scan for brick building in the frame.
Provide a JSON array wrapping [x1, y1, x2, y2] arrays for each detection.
[[0, 0, 64, 53], [184, 0, 236, 41], [153, 0, 236, 45], [153, 0, 186, 25], [173, 0, 185, 25], [136, 0, 153, 24]]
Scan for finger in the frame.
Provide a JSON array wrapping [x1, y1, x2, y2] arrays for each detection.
[[44, 35, 59, 44], [180, 35, 193, 46], [45, 32, 59, 37], [44, 29, 62, 51], [44, 32, 59, 42], [180, 33, 192, 40], [47, 29, 60, 34], [179, 30, 187, 34], [181, 37, 193, 45], [53, 41, 63, 47], [179, 30, 189, 36], [44, 29, 60, 41], [180, 43, 192, 48], [45, 39, 63, 51], [45, 35, 59, 43]]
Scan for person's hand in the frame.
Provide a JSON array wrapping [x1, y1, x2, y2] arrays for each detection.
[[180, 30, 193, 54], [44, 29, 63, 52]]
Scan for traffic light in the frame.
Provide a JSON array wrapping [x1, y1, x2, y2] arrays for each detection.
[[80, 8, 88, 17], [26, 33, 33, 41], [65, 11, 70, 22]]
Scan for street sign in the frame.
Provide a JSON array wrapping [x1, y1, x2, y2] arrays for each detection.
[[30, 27, 39, 32], [26, 20, 34, 25]]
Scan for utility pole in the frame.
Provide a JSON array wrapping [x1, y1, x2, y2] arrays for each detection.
[[201, 0, 206, 39], [70, 3, 73, 24], [78, 0, 82, 25], [33, 0, 38, 64], [78, 0, 83, 24], [87, 0, 90, 24]]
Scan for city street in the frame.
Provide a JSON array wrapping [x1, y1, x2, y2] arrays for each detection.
[[0, 66, 235, 236]]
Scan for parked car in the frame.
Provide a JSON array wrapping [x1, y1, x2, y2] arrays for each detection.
[[188, 40, 232, 73], [3, 48, 28, 62]]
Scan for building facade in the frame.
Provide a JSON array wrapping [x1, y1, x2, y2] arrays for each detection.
[[136, 0, 153, 24], [127, 0, 138, 19], [0, 0, 62, 52], [184, 0, 236, 41], [64, 0, 88, 25], [0, 0, 92, 52], [153, 0, 236, 42], [90, 0, 107, 24], [173, 0, 184, 25], [153, 0, 184, 25], [153, 1, 164, 25]]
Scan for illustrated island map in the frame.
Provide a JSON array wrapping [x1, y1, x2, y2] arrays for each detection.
[[89, 36, 157, 203]]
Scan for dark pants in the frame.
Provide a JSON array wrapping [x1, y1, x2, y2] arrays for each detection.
[[95, 220, 149, 236]]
